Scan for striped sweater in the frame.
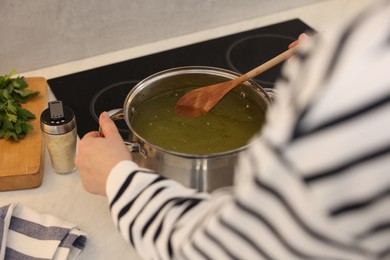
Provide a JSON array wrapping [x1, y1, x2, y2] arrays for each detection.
[[106, 1, 390, 259]]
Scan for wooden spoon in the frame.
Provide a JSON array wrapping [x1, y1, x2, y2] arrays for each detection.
[[175, 47, 297, 117]]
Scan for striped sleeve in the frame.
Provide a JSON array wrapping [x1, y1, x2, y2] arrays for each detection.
[[106, 1, 390, 259]]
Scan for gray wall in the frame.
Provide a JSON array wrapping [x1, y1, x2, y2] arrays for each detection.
[[0, 0, 321, 75]]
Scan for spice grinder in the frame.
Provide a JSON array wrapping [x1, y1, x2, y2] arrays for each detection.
[[40, 101, 77, 174]]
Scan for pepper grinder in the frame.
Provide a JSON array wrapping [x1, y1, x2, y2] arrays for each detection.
[[40, 101, 77, 174]]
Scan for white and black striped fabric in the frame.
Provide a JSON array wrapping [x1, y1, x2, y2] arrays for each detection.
[[0, 203, 87, 260], [106, 0, 390, 259]]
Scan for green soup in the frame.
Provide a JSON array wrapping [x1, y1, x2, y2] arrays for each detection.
[[130, 88, 265, 154]]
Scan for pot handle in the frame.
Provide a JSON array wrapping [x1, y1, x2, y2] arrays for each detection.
[[99, 109, 147, 158], [264, 88, 278, 103]]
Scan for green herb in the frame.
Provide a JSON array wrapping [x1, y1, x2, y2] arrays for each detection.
[[0, 70, 39, 141]]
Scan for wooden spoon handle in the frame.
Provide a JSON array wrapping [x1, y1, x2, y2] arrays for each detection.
[[240, 47, 297, 82]]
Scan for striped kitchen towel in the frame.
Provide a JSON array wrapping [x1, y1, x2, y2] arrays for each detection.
[[0, 202, 87, 260]]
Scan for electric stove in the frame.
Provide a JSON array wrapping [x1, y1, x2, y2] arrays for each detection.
[[47, 19, 314, 138]]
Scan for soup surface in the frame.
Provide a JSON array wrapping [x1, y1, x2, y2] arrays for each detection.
[[130, 88, 266, 154]]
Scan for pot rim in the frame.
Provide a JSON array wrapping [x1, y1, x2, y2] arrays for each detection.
[[123, 66, 270, 159]]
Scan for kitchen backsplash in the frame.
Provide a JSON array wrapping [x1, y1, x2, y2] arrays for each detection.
[[0, 0, 324, 74]]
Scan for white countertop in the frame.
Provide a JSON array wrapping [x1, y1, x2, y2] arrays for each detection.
[[1, 0, 372, 259]]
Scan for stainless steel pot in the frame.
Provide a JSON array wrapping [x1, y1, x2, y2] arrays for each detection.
[[108, 66, 273, 192]]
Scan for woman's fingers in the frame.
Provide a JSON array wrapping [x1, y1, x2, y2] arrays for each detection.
[[99, 111, 121, 140], [288, 33, 309, 49], [82, 131, 100, 139]]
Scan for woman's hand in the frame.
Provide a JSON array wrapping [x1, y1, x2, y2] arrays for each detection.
[[76, 111, 132, 196], [288, 33, 309, 49]]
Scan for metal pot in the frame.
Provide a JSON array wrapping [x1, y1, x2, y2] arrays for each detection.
[[108, 66, 273, 192]]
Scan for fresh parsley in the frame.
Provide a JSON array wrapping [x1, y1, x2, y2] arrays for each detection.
[[0, 70, 39, 141]]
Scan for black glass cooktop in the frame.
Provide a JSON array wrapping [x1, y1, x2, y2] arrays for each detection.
[[48, 19, 314, 137]]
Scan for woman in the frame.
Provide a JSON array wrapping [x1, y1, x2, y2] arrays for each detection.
[[76, 1, 390, 259]]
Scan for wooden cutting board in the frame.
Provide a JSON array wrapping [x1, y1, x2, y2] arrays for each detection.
[[0, 77, 48, 191]]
